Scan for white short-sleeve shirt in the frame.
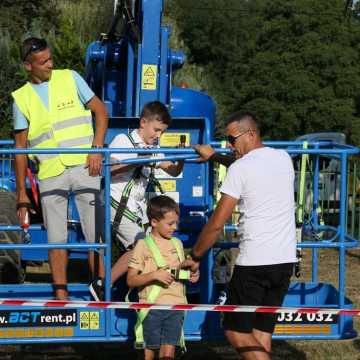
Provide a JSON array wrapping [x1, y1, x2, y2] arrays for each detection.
[[109, 129, 162, 220], [220, 147, 297, 266]]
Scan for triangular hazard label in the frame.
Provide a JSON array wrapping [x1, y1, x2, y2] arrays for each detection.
[[90, 312, 99, 320], [80, 312, 89, 321], [144, 67, 155, 76]]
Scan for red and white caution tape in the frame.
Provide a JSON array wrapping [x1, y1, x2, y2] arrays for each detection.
[[0, 299, 358, 316]]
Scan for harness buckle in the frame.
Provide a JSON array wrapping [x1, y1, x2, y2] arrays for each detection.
[[170, 268, 190, 280]]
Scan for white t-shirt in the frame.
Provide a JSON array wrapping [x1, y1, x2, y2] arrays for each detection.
[[109, 129, 162, 221], [220, 147, 297, 266]]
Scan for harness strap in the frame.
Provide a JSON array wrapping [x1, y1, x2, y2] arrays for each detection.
[[111, 134, 144, 240], [296, 141, 308, 226], [111, 196, 142, 227], [215, 140, 227, 207], [134, 236, 186, 350], [112, 134, 165, 237], [295, 141, 311, 278], [147, 166, 165, 196]]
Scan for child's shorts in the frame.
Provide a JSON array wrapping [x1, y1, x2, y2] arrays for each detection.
[[143, 309, 184, 349]]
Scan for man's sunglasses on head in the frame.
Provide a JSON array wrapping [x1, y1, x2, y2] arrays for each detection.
[[22, 39, 48, 62]]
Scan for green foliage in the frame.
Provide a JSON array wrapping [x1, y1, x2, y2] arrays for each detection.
[[50, 0, 114, 74], [2, 0, 360, 144], [0, 33, 27, 139], [0, 0, 113, 140], [169, 0, 360, 144]]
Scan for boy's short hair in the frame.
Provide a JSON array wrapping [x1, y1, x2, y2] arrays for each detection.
[[147, 195, 180, 221], [140, 101, 171, 126]]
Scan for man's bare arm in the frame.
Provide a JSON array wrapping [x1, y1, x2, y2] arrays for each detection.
[[193, 194, 238, 257], [209, 153, 237, 167], [86, 95, 108, 147], [85, 95, 108, 176], [14, 128, 30, 224], [182, 194, 238, 272], [193, 144, 236, 167]]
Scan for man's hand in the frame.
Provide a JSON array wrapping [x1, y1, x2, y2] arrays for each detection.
[[154, 269, 174, 287], [193, 144, 215, 162], [181, 257, 200, 273], [86, 153, 102, 176], [16, 194, 32, 226]]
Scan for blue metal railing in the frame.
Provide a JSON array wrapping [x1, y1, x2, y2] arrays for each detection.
[[0, 140, 358, 337]]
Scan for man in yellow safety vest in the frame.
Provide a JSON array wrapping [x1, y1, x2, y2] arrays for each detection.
[[12, 37, 108, 300]]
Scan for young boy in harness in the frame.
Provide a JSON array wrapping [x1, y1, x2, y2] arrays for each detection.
[[89, 101, 184, 301], [127, 195, 199, 360]]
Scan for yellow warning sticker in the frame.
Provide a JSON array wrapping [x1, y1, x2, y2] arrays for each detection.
[[159, 180, 176, 192], [90, 312, 100, 330], [160, 133, 190, 147], [80, 311, 90, 330], [80, 311, 100, 330], [142, 64, 157, 90]]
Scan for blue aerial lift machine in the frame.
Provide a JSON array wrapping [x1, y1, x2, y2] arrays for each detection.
[[0, 0, 358, 344]]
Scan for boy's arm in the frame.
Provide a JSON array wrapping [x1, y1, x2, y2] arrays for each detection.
[[127, 240, 175, 288], [158, 160, 184, 177], [127, 267, 174, 288], [110, 154, 152, 176], [109, 134, 148, 176], [110, 159, 140, 176]]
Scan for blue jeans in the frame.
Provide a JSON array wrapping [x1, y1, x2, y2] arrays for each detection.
[[143, 310, 184, 349]]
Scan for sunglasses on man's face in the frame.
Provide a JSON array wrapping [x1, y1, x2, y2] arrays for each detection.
[[226, 129, 250, 145], [22, 39, 48, 62]]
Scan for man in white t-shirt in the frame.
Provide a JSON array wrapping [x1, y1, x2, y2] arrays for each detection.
[[92, 101, 183, 297], [183, 112, 296, 360]]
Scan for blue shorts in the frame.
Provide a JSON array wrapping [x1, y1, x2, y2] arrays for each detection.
[[143, 310, 184, 349]]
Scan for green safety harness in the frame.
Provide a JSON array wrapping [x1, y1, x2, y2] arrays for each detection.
[[111, 134, 164, 241], [134, 235, 188, 350], [215, 140, 227, 206], [295, 141, 308, 277], [296, 141, 325, 238], [295, 141, 326, 276]]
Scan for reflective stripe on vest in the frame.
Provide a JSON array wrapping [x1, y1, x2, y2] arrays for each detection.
[[134, 236, 186, 349], [11, 69, 94, 180]]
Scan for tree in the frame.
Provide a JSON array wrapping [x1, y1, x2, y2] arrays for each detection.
[[0, 0, 113, 140], [169, 0, 360, 144]]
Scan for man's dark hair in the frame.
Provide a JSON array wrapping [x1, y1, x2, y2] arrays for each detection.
[[226, 111, 260, 134], [21, 37, 48, 62], [140, 101, 171, 126], [147, 195, 180, 221]]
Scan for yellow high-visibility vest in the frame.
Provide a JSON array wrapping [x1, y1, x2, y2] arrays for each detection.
[[12, 69, 94, 180]]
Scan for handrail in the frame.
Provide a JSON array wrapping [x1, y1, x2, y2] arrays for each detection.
[[0, 142, 358, 308], [0, 146, 358, 157]]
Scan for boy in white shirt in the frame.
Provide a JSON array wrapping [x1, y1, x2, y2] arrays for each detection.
[[90, 101, 183, 300]]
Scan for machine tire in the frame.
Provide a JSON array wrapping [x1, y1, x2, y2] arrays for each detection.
[[0, 192, 25, 283]]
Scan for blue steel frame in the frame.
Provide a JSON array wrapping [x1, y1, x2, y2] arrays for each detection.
[[0, 140, 358, 342]]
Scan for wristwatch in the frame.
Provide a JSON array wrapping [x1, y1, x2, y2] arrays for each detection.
[[91, 144, 103, 148]]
